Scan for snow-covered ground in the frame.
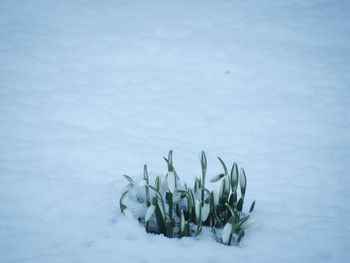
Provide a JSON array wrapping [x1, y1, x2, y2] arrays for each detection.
[[1, 0, 350, 262]]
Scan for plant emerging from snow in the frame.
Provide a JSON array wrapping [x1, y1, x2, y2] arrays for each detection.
[[119, 150, 256, 246]]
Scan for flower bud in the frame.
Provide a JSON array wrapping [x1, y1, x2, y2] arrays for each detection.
[[213, 189, 219, 207], [138, 179, 147, 188], [209, 173, 225, 183], [167, 171, 176, 193], [222, 222, 233, 244], [145, 205, 156, 222], [201, 202, 210, 222], [160, 175, 168, 193], [180, 210, 185, 233], [241, 219, 255, 229], [195, 200, 200, 219], [240, 168, 247, 197]]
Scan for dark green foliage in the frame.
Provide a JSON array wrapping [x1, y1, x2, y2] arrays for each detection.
[[119, 150, 256, 245]]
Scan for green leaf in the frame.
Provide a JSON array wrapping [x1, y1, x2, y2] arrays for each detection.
[[166, 220, 173, 237], [237, 215, 250, 228], [194, 177, 200, 192], [210, 191, 221, 225], [120, 151, 255, 243], [177, 190, 193, 218], [144, 164, 151, 207], [217, 156, 228, 175], [166, 192, 173, 220], [122, 174, 134, 185], [228, 232, 234, 246], [229, 192, 237, 206], [219, 177, 226, 204], [154, 202, 166, 235], [119, 190, 128, 212], [188, 189, 196, 222], [249, 200, 256, 213], [229, 216, 249, 242], [152, 196, 159, 206], [143, 164, 149, 181], [237, 197, 244, 212], [168, 150, 173, 171], [237, 230, 245, 243], [145, 221, 150, 233], [148, 184, 167, 221], [225, 203, 237, 218], [201, 150, 207, 175], [155, 176, 160, 191], [201, 150, 207, 204]]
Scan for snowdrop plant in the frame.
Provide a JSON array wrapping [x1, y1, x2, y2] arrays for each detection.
[[119, 150, 256, 246]]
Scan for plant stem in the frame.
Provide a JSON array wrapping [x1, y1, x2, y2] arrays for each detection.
[[148, 185, 167, 221]]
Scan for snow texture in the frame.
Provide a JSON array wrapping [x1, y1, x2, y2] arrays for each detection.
[[1, 0, 350, 262]]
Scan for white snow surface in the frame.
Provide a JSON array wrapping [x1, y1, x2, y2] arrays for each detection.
[[1, 0, 350, 262]]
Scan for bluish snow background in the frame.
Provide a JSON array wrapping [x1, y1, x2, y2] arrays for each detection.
[[1, 0, 350, 262]]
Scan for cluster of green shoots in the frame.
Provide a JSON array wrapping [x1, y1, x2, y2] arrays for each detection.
[[119, 150, 256, 246]]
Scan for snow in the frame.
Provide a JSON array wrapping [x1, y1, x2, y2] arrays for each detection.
[[1, 0, 350, 262]]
